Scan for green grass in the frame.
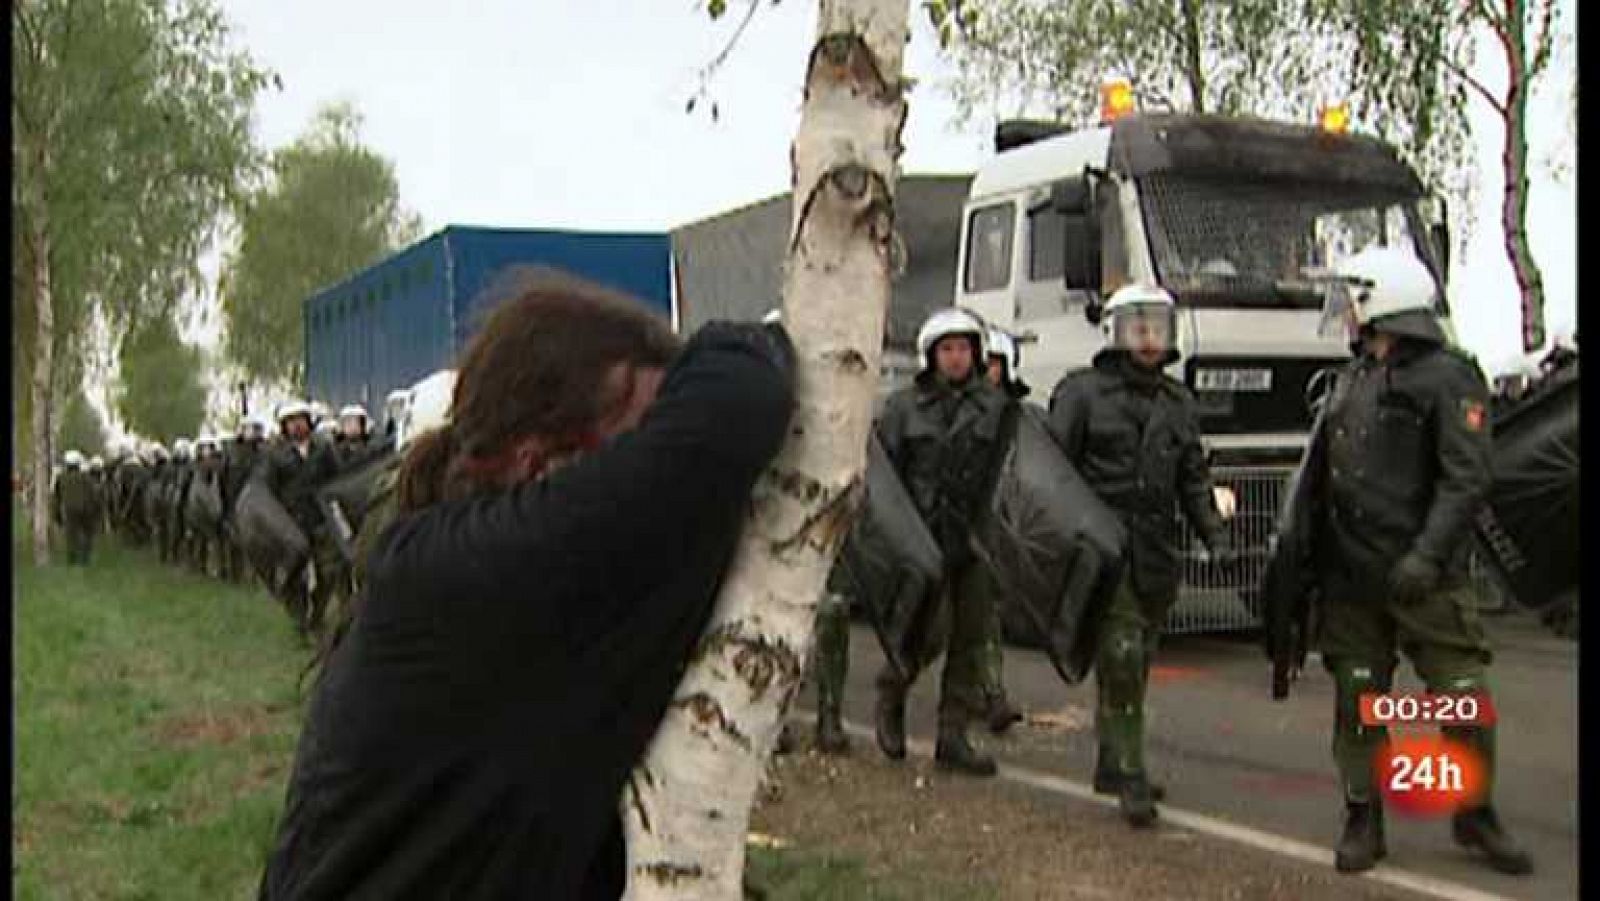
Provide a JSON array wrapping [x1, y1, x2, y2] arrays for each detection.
[[13, 536, 309, 900], [746, 845, 993, 901], [12, 532, 945, 900]]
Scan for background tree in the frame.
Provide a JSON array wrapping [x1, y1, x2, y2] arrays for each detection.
[[57, 390, 109, 460], [13, 0, 270, 562], [922, 0, 1478, 289], [1327, 0, 1564, 351], [622, 0, 909, 896], [220, 102, 422, 389], [115, 316, 209, 444]]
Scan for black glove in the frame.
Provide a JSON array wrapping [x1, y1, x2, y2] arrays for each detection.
[[1388, 553, 1440, 605]]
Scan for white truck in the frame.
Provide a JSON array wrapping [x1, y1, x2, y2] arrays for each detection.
[[954, 107, 1455, 632]]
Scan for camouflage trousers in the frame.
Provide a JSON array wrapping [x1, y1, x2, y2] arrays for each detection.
[[1093, 575, 1174, 779], [1319, 571, 1497, 806], [874, 561, 993, 728]]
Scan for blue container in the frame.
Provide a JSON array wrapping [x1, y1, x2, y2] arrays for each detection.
[[303, 226, 674, 428]]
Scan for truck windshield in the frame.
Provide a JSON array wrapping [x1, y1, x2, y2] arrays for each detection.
[[1138, 173, 1436, 308]]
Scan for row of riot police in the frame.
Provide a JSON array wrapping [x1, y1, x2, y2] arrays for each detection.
[[803, 246, 1532, 877], [92, 402, 394, 646]]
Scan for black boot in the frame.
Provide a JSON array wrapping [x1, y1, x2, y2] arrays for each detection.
[[1093, 755, 1166, 802], [1335, 802, 1387, 873], [815, 697, 851, 756], [985, 691, 1024, 735], [1117, 774, 1159, 829], [1452, 806, 1533, 875], [874, 688, 907, 761], [934, 722, 997, 777]]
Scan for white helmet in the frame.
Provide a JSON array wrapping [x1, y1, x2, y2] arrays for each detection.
[[986, 327, 1020, 375], [89, 455, 105, 471], [1331, 246, 1438, 326], [63, 450, 85, 468], [1101, 283, 1178, 360], [915, 308, 988, 368], [338, 404, 369, 423], [195, 433, 218, 453], [277, 400, 312, 424], [315, 419, 339, 437], [309, 401, 331, 423], [147, 442, 168, 461], [398, 369, 457, 452], [172, 438, 194, 459]]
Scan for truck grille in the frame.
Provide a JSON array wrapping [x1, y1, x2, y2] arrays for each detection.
[[1165, 465, 1290, 634], [1186, 356, 1342, 435]]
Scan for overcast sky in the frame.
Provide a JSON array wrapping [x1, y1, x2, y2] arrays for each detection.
[[218, 0, 1574, 375]]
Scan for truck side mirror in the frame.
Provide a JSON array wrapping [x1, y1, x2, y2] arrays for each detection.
[[1056, 174, 1101, 292], [1051, 178, 1093, 216]]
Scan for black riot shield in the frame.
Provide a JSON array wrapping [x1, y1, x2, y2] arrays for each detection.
[[831, 433, 945, 682], [970, 405, 1127, 685], [233, 477, 309, 590], [186, 474, 224, 535], [1473, 365, 1579, 610], [1259, 402, 1329, 700], [317, 450, 397, 566]]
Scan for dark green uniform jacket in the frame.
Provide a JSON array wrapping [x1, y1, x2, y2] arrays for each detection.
[[1046, 350, 1227, 603], [1318, 338, 1492, 592], [876, 371, 1012, 567], [54, 468, 99, 526]]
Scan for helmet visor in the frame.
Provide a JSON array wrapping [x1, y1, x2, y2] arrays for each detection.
[[1110, 304, 1176, 355]]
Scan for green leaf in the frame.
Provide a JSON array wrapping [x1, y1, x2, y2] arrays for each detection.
[[709, 0, 727, 20]]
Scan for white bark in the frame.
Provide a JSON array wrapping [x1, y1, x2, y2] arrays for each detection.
[[27, 149, 56, 567], [621, 2, 909, 898]]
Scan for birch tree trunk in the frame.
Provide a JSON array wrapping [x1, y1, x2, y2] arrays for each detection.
[[1496, 1, 1548, 352], [27, 161, 56, 567], [622, 1, 909, 897]]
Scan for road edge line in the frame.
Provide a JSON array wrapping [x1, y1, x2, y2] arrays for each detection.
[[835, 720, 1518, 901]]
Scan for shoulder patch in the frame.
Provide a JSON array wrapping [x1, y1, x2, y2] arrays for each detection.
[[1460, 397, 1487, 432]]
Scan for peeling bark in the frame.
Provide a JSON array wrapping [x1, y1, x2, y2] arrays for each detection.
[[621, 2, 909, 898]]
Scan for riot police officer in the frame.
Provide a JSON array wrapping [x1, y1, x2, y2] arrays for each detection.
[[974, 326, 1029, 734], [258, 401, 342, 639], [222, 416, 270, 582], [1312, 247, 1532, 875], [189, 434, 224, 574], [1046, 283, 1234, 828], [873, 308, 1012, 777], [334, 404, 375, 469], [53, 450, 100, 565]]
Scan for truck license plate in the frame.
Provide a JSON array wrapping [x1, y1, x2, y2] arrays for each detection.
[[1195, 367, 1273, 393]]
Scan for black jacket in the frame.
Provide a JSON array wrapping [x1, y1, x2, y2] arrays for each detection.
[[54, 468, 99, 526], [876, 371, 1013, 565], [1316, 338, 1491, 588], [257, 438, 340, 531], [1046, 351, 1227, 602], [258, 323, 795, 901]]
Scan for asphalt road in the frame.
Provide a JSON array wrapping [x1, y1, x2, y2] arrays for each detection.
[[807, 607, 1577, 901]]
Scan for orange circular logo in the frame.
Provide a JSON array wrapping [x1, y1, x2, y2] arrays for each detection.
[[1375, 735, 1488, 818]]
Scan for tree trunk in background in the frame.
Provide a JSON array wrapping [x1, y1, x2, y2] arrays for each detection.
[[1498, 2, 1547, 352], [27, 169, 56, 566], [1180, 0, 1206, 114], [621, 1, 909, 897]]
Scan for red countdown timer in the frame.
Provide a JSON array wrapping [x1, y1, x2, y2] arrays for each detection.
[[1358, 691, 1497, 727], [1376, 735, 1488, 818]]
